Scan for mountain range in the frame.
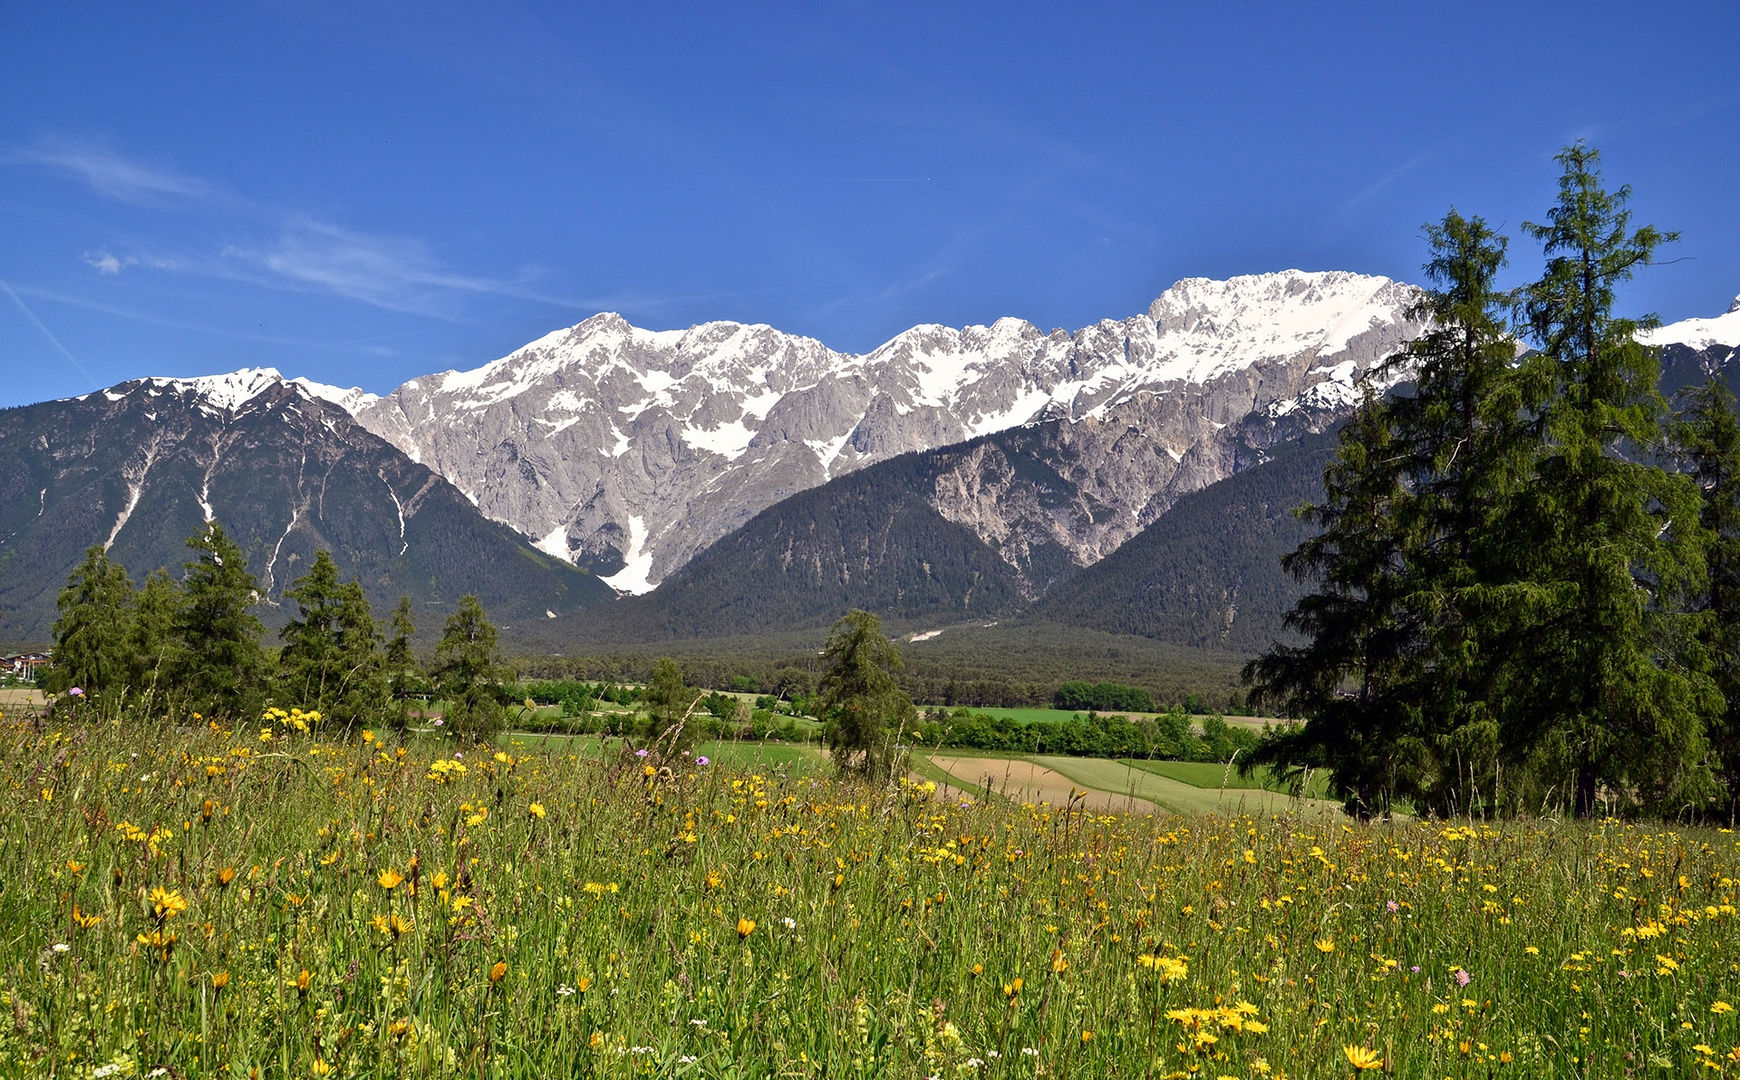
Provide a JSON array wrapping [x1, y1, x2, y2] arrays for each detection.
[[4, 277, 1737, 667]]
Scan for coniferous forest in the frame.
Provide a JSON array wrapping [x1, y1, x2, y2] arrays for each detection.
[[1246, 145, 1740, 822]]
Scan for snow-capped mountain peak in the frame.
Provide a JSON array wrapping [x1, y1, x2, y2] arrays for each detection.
[[1642, 293, 1740, 350], [82, 367, 379, 417], [342, 268, 1423, 593]]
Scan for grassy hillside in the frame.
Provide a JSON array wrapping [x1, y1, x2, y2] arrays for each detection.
[[12, 714, 1731, 1077]]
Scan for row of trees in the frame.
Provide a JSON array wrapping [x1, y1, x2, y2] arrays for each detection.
[[1247, 145, 1738, 821], [48, 523, 509, 737]]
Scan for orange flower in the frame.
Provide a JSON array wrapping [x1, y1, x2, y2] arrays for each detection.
[[489, 961, 509, 984]]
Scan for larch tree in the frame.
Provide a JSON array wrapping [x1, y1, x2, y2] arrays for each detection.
[[1513, 142, 1714, 816]]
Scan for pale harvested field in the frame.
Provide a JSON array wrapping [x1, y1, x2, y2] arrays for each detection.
[[927, 754, 1158, 813], [0, 688, 44, 715]]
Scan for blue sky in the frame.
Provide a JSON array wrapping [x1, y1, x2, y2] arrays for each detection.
[[3, 1, 1737, 408]]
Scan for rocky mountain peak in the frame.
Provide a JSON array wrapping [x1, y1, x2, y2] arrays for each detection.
[[277, 270, 1422, 594]]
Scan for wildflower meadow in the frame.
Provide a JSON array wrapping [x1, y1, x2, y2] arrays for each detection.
[[5, 712, 1739, 1078]]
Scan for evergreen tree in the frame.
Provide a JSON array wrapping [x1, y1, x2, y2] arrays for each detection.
[[129, 567, 182, 701], [277, 551, 386, 728], [1378, 211, 1538, 814], [431, 594, 505, 741], [1244, 390, 1424, 818], [642, 656, 701, 753], [383, 596, 421, 736], [1512, 143, 1714, 816], [1674, 378, 1740, 821], [45, 546, 136, 701], [818, 610, 915, 780], [171, 522, 268, 720]]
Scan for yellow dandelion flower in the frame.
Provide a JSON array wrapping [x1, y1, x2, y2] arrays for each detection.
[[1315, 938, 1336, 954], [1343, 1044, 1383, 1071], [737, 918, 756, 939], [528, 802, 547, 819], [211, 971, 231, 991], [148, 886, 189, 920], [378, 869, 404, 890], [1713, 1001, 1735, 1014]]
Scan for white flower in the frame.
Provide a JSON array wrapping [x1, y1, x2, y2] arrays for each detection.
[[556, 984, 576, 997], [149, 1072, 169, 1079], [678, 1056, 698, 1064], [689, 1019, 708, 1027], [1022, 1047, 1040, 1056], [52, 943, 69, 953], [781, 917, 796, 929], [964, 1059, 985, 1068]]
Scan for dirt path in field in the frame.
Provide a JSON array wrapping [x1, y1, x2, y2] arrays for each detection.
[[927, 755, 1158, 813]]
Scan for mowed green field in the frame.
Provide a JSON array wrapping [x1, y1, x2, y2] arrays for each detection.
[[1123, 758, 1334, 800], [1032, 755, 1343, 816]]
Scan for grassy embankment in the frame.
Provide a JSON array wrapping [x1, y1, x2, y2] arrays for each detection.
[[6, 714, 1738, 1077]]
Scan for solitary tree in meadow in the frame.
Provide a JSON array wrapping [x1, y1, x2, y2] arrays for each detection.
[[818, 609, 915, 780]]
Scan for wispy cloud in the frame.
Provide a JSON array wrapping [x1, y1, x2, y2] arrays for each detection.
[[82, 248, 133, 275], [1340, 150, 1435, 213], [0, 279, 102, 390], [10, 139, 592, 319], [6, 140, 210, 204]]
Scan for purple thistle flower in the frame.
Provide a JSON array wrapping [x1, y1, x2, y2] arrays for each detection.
[[695, 756, 710, 766], [1454, 968, 1471, 987], [68, 687, 84, 698], [635, 748, 650, 758]]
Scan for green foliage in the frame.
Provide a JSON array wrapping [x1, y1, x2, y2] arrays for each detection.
[[1508, 144, 1713, 817], [383, 596, 421, 734], [818, 610, 915, 779], [641, 656, 702, 753], [276, 550, 388, 729], [45, 546, 136, 701], [169, 522, 268, 721], [1053, 680, 1156, 713], [1674, 378, 1740, 820], [1248, 149, 1725, 821], [430, 594, 506, 741], [130, 567, 181, 699]]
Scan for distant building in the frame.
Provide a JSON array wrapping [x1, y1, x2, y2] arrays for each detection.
[[2, 653, 50, 682]]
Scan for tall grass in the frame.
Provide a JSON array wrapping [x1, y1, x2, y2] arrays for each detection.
[[4, 713, 1738, 1077]]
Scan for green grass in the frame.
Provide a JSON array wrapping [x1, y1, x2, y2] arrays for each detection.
[[1121, 757, 1334, 799], [7, 714, 1737, 1077], [1032, 754, 1343, 816]]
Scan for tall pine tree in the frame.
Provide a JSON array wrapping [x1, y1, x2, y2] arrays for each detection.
[[170, 522, 268, 720], [45, 546, 137, 702], [1512, 143, 1714, 816], [1244, 389, 1423, 818], [1674, 378, 1740, 821], [277, 550, 386, 728]]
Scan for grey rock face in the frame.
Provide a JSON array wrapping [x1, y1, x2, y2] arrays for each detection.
[[348, 270, 1423, 591]]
